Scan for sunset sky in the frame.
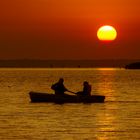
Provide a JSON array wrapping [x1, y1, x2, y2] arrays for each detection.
[[0, 0, 140, 60]]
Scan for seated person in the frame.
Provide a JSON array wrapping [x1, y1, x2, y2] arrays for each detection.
[[77, 81, 91, 96], [51, 78, 68, 95]]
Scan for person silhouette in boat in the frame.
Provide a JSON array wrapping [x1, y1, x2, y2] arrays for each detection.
[[77, 81, 91, 96], [51, 78, 68, 95]]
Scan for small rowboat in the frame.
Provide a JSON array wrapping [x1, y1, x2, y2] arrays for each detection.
[[29, 91, 105, 103]]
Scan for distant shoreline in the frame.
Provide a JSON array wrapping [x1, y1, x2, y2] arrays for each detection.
[[125, 62, 140, 69], [0, 59, 139, 68]]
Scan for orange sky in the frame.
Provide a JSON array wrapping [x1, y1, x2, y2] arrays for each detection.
[[0, 0, 140, 59]]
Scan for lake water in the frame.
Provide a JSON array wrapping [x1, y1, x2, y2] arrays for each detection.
[[0, 68, 139, 140]]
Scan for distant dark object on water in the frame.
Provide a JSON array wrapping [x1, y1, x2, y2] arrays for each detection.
[[29, 92, 105, 103], [125, 62, 140, 69]]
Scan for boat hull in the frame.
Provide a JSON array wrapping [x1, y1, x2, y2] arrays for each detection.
[[29, 91, 105, 103]]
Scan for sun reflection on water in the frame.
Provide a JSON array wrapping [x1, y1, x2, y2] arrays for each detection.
[[94, 68, 118, 102], [93, 69, 121, 139]]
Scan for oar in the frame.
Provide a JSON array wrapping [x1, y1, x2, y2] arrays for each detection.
[[67, 90, 77, 94]]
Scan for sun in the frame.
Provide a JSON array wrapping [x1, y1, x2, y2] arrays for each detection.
[[97, 25, 117, 41]]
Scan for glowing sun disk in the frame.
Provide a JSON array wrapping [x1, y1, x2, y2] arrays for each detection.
[[97, 25, 117, 41]]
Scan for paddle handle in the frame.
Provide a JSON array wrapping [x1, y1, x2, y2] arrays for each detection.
[[67, 90, 76, 94]]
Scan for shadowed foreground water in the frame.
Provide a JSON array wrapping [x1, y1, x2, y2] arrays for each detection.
[[0, 68, 139, 140]]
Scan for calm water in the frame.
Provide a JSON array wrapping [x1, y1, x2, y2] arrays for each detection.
[[0, 68, 140, 140]]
